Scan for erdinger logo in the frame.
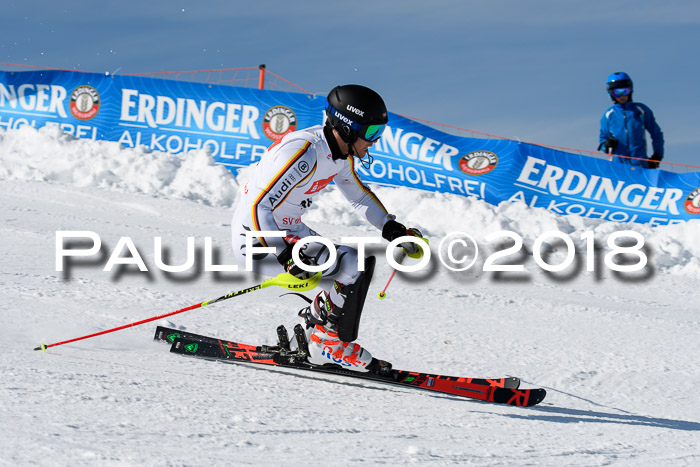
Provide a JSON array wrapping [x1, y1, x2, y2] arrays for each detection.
[[70, 85, 100, 120], [459, 150, 498, 175], [685, 187, 700, 214], [263, 106, 297, 140]]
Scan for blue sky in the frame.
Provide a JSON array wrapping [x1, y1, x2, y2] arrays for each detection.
[[3, 0, 700, 169]]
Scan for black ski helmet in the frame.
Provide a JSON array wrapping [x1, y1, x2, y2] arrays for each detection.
[[324, 84, 388, 145]]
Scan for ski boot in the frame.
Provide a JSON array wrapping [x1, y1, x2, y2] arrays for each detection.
[[298, 290, 392, 376]]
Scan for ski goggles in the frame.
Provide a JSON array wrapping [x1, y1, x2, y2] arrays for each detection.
[[357, 123, 386, 142], [611, 87, 632, 98], [326, 102, 387, 142]]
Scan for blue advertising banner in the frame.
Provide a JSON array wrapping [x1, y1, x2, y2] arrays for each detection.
[[2, 69, 700, 225], [0, 70, 322, 170]]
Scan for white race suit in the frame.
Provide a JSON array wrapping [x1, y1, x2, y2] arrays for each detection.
[[231, 125, 393, 316]]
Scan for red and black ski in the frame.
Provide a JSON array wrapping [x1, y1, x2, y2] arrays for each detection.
[[154, 326, 545, 407]]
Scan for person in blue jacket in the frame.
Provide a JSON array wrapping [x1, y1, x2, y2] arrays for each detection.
[[599, 72, 664, 169]]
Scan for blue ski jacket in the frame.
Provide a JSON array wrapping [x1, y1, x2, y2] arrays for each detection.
[[599, 101, 664, 168]]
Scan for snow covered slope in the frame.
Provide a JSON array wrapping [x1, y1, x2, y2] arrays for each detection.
[[1, 126, 699, 465]]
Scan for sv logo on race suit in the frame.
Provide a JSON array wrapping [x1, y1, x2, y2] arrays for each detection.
[[282, 217, 301, 225]]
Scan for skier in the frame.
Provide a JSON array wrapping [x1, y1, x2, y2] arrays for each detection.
[[231, 84, 422, 375], [599, 72, 664, 168]]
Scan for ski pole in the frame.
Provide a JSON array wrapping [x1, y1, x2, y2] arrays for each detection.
[[34, 271, 322, 351], [377, 234, 429, 300], [377, 251, 407, 299], [607, 147, 613, 162]]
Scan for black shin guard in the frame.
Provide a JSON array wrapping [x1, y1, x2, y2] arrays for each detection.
[[336, 256, 376, 342]]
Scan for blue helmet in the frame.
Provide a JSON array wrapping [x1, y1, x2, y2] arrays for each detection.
[[606, 72, 633, 92]]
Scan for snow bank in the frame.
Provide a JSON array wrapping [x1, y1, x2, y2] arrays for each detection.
[[1, 125, 698, 276], [0, 125, 239, 207]]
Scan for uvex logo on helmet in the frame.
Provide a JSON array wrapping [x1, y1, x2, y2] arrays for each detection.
[[346, 105, 364, 117], [333, 110, 355, 126]]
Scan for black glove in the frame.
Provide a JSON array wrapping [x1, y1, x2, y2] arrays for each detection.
[[382, 219, 408, 242], [603, 136, 617, 154], [277, 242, 316, 279], [648, 153, 663, 169], [382, 220, 423, 255]]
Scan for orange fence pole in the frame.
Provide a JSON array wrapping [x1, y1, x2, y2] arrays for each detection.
[[258, 64, 266, 90]]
